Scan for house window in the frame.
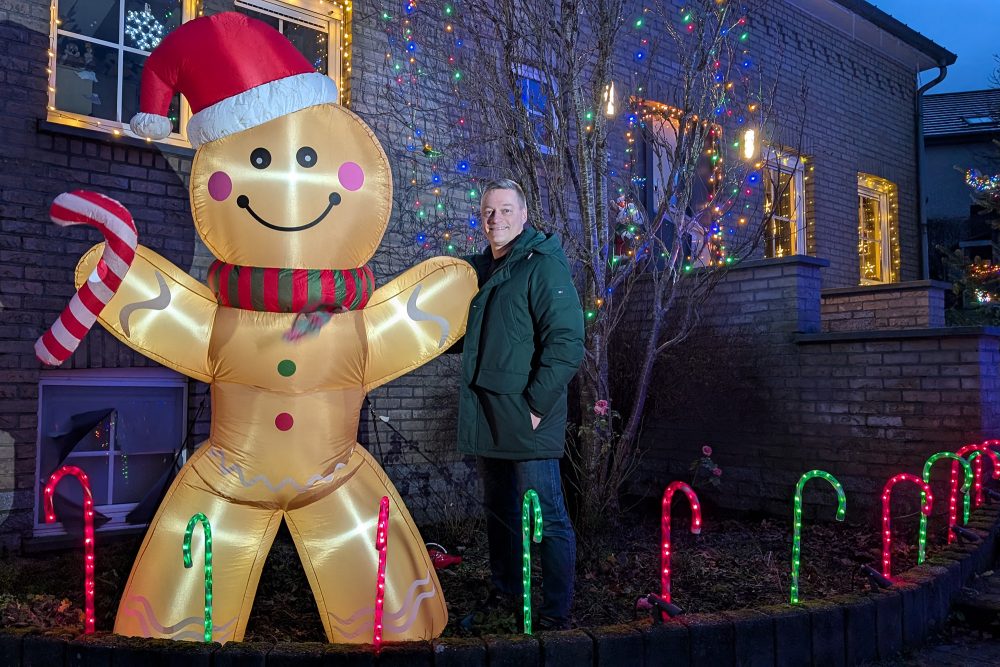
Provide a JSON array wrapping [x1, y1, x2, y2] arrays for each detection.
[[763, 149, 806, 258], [643, 101, 719, 267], [48, 1, 346, 143], [513, 64, 557, 155], [234, 1, 344, 90], [857, 173, 900, 284], [34, 369, 187, 537]]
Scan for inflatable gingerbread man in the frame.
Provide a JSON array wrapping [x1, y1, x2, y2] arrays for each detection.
[[37, 13, 477, 644]]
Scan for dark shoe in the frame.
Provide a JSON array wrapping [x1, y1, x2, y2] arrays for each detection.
[[536, 615, 572, 631], [459, 588, 518, 633]]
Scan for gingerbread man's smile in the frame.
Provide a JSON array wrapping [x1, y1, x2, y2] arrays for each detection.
[[235, 192, 342, 232]]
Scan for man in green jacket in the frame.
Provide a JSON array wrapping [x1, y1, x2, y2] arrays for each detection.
[[457, 179, 585, 630]]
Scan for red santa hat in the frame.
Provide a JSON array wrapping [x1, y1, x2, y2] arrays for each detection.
[[130, 12, 338, 148]]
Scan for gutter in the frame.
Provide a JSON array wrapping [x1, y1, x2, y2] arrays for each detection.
[[917, 65, 949, 280]]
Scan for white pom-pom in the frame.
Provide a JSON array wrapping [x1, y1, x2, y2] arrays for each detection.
[[129, 112, 172, 140]]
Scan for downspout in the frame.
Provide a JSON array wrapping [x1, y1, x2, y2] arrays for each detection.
[[916, 64, 948, 280]]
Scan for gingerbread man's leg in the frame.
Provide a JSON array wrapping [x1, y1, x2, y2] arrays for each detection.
[[285, 445, 447, 643], [114, 442, 283, 643]]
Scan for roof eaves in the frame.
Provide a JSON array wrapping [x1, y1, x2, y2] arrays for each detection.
[[828, 0, 957, 66]]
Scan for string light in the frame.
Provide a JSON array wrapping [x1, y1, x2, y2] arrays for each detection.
[[790, 471, 845, 604], [373, 496, 390, 652], [44, 466, 96, 634], [881, 473, 933, 580], [521, 489, 543, 634], [661, 482, 701, 617], [966, 169, 1000, 193], [919, 452, 972, 561]]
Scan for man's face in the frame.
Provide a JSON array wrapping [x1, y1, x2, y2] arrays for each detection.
[[481, 188, 527, 252]]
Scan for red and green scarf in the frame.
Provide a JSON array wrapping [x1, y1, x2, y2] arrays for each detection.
[[207, 261, 375, 313]]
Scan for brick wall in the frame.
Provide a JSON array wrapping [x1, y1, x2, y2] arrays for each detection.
[[638, 257, 1000, 516], [821, 281, 948, 332]]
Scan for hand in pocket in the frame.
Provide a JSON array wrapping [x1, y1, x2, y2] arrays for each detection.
[[529, 411, 541, 430]]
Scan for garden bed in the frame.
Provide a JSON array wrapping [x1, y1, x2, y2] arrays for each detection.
[[0, 502, 954, 640]]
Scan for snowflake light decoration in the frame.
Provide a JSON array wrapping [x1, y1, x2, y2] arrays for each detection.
[[125, 4, 165, 52]]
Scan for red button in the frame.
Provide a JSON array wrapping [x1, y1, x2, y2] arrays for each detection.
[[275, 413, 294, 431]]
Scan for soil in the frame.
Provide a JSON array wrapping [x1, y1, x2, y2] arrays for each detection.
[[0, 502, 950, 641]]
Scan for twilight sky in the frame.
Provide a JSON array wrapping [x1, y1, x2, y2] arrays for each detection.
[[867, 0, 999, 93]]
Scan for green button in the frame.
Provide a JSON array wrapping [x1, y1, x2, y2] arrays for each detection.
[[277, 360, 296, 377]]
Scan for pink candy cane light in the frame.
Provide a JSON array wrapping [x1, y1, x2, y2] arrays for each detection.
[[373, 496, 390, 653], [44, 465, 96, 634], [955, 443, 999, 511], [661, 481, 702, 614], [881, 473, 933, 580]]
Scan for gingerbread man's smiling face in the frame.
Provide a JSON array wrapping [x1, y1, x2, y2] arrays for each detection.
[[189, 104, 392, 269]]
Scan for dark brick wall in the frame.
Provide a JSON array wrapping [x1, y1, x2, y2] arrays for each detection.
[[821, 281, 948, 332], [637, 257, 1000, 516]]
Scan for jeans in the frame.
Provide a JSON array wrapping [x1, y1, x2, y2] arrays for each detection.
[[477, 457, 576, 622]]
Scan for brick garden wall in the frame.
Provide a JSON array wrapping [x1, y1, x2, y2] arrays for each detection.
[[638, 258, 1000, 516], [821, 281, 948, 332]]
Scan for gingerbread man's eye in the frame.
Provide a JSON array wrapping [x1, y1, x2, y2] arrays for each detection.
[[250, 147, 271, 169], [296, 147, 317, 168]]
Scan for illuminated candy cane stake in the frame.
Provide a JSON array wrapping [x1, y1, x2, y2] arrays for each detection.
[[44, 466, 96, 634], [964, 440, 1000, 521], [661, 482, 702, 616], [373, 496, 390, 652], [35, 191, 137, 365], [790, 471, 846, 604], [919, 452, 972, 561], [881, 474, 933, 580], [954, 443, 999, 511], [182, 513, 214, 643], [521, 489, 543, 634]]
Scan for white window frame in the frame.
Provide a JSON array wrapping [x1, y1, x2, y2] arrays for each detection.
[[858, 183, 891, 285], [763, 147, 806, 258], [47, 0, 344, 146], [234, 0, 344, 94], [513, 63, 557, 155], [33, 368, 188, 537]]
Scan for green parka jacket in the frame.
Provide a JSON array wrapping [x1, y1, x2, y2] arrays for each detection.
[[457, 227, 585, 459]]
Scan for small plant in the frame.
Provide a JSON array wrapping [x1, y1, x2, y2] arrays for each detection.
[[689, 445, 722, 490]]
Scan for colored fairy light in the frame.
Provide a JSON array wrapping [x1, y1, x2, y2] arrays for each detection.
[[920, 452, 972, 560], [44, 466, 96, 634], [373, 496, 390, 652], [956, 443, 1000, 509], [881, 474, 933, 579], [661, 482, 702, 615], [182, 513, 214, 643], [790, 471, 846, 604], [521, 489, 543, 634]]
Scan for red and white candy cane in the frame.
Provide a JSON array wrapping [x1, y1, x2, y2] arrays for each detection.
[[35, 191, 137, 366]]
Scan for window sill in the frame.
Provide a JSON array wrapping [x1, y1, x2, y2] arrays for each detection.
[[38, 119, 196, 158]]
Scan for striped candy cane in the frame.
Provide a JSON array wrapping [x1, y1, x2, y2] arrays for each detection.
[[35, 191, 137, 365]]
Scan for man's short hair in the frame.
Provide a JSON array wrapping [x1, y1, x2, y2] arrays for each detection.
[[482, 178, 527, 208]]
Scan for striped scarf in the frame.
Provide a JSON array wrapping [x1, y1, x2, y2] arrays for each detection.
[[207, 261, 375, 313]]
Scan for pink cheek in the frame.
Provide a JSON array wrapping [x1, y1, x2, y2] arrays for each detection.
[[207, 171, 233, 201], [338, 162, 365, 191]]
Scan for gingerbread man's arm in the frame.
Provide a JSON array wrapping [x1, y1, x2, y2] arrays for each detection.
[[75, 242, 218, 382], [362, 257, 478, 392]]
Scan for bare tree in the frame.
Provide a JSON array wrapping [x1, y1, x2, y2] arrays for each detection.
[[358, 0, 802, 538]]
